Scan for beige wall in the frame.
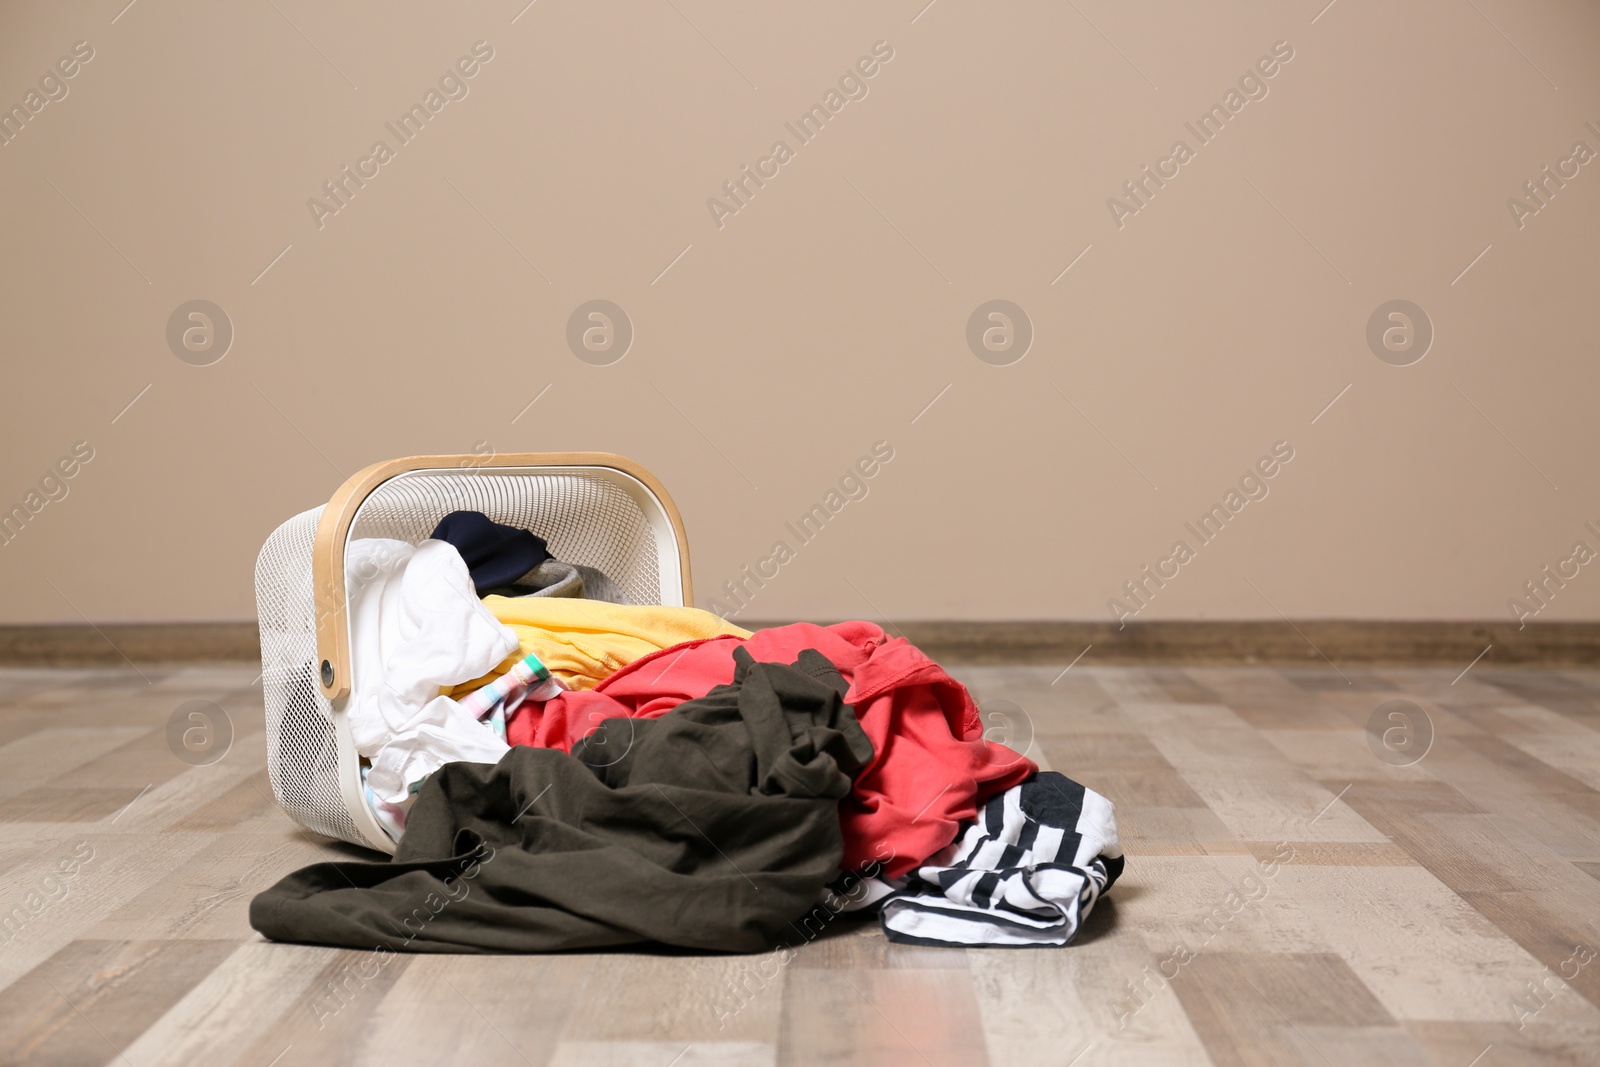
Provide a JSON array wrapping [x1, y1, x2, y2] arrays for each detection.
[[2, 0, 1598, 626]]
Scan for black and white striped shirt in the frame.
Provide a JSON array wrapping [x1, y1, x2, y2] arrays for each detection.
[[880, 772, 1123, 947]]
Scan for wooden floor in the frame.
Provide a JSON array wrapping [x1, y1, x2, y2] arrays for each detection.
[[1, 664, 1598, 1066]]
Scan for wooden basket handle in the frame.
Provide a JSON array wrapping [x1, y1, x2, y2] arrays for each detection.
[[312, 452, 693, 700]]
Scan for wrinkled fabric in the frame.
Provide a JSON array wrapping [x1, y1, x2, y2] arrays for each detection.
[[428, 511, 550, 591], [505, 621, 1035, 879], [880, 772, 1123, 947], [482, 558, 632, 604], [447, 598, 751, 694], [345, 539, 518, 805], [251, 648, 872, 954]]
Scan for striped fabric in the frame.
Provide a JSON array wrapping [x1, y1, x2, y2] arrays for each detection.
[[880, 772, 1123, 947]]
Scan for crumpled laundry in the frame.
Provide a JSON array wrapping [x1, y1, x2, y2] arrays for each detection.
[[428, 511, 550, 591], [482, 558, 632, 604], [447, 597, 751, 694], [426, 510, 630, 603], [879, 772, 1122, 947], [345, 538, 519, 807], [453, 651, 566, 721], [250, 648, 873, 954], [504, 620, 1037, 880]]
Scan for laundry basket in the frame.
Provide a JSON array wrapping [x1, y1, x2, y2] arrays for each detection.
[[254, 453, 693, 854]]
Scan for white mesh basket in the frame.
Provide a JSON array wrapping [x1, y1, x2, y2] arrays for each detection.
[[253, 453, 693, 853]]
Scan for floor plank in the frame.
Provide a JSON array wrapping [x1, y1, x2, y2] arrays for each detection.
[[0, 939, 238, 1067]]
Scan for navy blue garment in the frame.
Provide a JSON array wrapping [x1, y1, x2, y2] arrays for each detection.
[[428, 511, 550, 593]]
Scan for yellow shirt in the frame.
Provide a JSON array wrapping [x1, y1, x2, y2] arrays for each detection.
[[446, 597, 751, 694]]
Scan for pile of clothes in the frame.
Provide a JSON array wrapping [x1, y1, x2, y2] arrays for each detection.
[[250, 512, 1122, 953]]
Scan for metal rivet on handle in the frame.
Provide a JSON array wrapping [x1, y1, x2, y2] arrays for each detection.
[[320, 660, 334, 687]]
